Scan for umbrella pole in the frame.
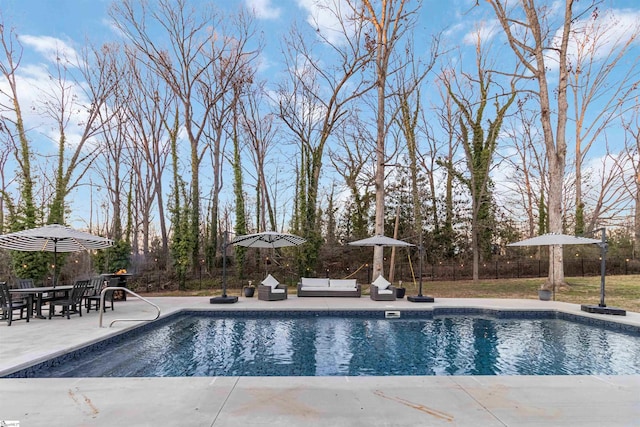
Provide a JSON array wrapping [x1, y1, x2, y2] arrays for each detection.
[[210, 231, 238, 304], [53, 242, 58, 288], [408, 243, 434, 303], [598, 229, 607, 307], [580, 227, 625, 315], [418, 244, 423, 297], [222, 233, 228, 297]]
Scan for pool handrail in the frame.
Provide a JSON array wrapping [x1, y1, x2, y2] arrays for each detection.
[[98, 287, 161, 328]]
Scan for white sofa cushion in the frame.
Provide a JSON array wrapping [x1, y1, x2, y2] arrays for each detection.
[[271, 288, 285, 294], [372, 275, 391, 289], [301, 277, 329, 287], [262, 274, 280, 289], [300, 286, 332, 292], [377, 289, 394, 295], [329, 279, 357, 288]]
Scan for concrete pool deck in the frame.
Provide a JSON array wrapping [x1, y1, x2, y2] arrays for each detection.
[[1, 295, 639, 426]]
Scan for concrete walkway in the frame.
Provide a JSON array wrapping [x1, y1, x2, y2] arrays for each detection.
[[1, 296, 639, 426]]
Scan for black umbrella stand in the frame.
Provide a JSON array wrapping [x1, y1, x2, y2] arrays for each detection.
[[210, 231, 238, 304], [580, 228, 625, 316], [407, 243, 434, 303]]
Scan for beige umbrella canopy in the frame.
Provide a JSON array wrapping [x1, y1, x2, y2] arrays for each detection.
[[0, 224, 114, 252], [0, 224, 114, 285], [232, 231, 306, 248], [507, 233, 600, 247], [348, 235, 414, 247]]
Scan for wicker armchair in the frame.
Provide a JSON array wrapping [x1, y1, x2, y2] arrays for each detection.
[[258, 284, 288, 301]]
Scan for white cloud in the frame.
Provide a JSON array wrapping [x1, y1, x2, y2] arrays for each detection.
[[0, 58, 94, 152], [462, 19, 500, 45], [296, 0, 353, 46], [245, 0, 282, 20], [547, 8, 640, 71], [18, 34, 83, 68]]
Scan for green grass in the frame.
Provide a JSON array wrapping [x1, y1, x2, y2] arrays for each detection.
[[142, 274, 640, 313], [407, 275, 640, 313]]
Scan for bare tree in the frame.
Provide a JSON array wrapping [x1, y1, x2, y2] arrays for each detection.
[[357, 0, 420, 280], [567, 8, 640, 234], [488, 0, 598, 288], [238, 80, 279, 232], [120, 46, 175, 255], [500, 106, 548, 239], [426, 82, 463, 260], [329, 113, 376, 240], [622, 111, 640, 247], [0, 21, 37, 230], [582, 150, 633, 228], [441, 34, 517, 281], [110, 0, 259, 270], [276, 12, 372, 274], [39, 43, 120, 226], [200, 10, 261, 266]]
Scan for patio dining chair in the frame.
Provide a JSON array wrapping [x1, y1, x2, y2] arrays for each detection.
[[85, 277, 116, 312], [0, 282, 30, 325], [48, 279, 90, 319], [17, 278, 34, 289]]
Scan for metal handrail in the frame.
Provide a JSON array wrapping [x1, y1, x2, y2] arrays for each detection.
[[98, 287, 161, 328]]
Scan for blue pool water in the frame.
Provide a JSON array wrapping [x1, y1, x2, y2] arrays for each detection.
[[9, 311, 640, 377]]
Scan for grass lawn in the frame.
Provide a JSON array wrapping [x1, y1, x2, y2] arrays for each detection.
[[145, 274, 640, 313], [407, 275, 640, 313]]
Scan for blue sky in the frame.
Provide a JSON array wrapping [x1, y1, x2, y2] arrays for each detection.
[[3, 0, 640, 230]]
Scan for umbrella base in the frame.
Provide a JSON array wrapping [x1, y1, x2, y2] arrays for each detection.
[[407, 295, 435, 303], [580, 304, 626, 316], [210, 296, 239, 304]]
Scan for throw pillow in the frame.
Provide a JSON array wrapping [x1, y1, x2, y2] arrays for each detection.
[[372, 275, 390, 289], [261, 274, 279, 288]]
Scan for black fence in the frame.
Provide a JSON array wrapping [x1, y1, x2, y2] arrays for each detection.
[[386, 257, 640, 282]]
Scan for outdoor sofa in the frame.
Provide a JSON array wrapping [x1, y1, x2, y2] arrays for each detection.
[[297, 277, 361, 297]]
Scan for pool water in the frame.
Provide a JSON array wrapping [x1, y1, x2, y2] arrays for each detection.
[[22, 312, 640, 377]]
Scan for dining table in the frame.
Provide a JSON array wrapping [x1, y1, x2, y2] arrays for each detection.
[[9, 285, 73, 319]]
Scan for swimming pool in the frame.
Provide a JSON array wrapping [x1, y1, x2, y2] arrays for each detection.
[[7, 309, 640, 377]]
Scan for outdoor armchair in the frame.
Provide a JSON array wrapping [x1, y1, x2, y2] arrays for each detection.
[[369, 276, 396, 301], [258, 274, 287, 301]]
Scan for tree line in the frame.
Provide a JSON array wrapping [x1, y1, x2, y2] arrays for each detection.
[[1, 0, 639, 289]]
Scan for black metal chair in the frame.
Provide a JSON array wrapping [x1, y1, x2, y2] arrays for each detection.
[[84, 276, 103, 310], [0, 282, 30, 325], [85, 277, 115, 312], [17, 278, 34, 289], [48, 280, 89, 319]]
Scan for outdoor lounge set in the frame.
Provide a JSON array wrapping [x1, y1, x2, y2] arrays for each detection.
[[255, 274, 403, 301]]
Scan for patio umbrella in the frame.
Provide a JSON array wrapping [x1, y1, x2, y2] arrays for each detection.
[[232, 230, 306, 278], [232, 231, 306, 248], [507, 233, 601, 247], [349, 235, 433, 302], [508, 232, 603, 301], [347, 235, 414, 247], [211, 231, 306, 304], [0, 224, 114, 286]]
